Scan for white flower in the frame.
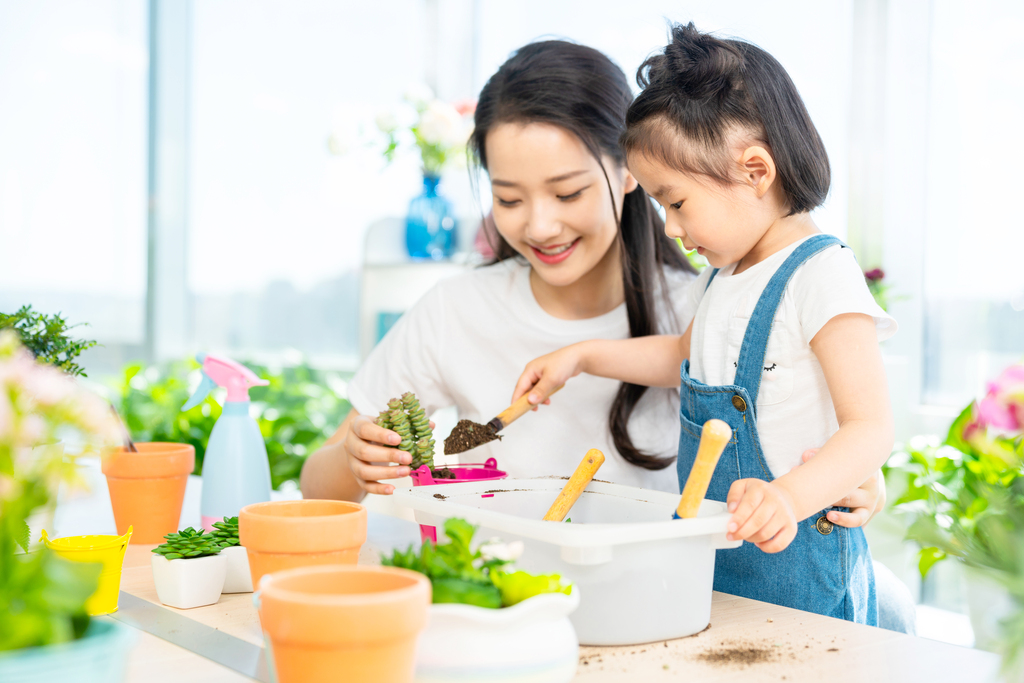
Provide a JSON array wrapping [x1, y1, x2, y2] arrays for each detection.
[[418, 101, 465, 148], [479, 539, 524, 563], [374, 108, 399, 133], [403, 83, 434, 109]]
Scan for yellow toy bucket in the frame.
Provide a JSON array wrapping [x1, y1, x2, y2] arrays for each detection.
[[40, 526, 133, 615]]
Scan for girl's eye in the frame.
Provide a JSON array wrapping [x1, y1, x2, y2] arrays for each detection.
[[670, 200, 683, 210], [496, 197, 520, 207], [557, 186, 588, 201]]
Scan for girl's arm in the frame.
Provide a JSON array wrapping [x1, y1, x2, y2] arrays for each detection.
[[511, 322, 693, 405], [727, 313, 894, 552]]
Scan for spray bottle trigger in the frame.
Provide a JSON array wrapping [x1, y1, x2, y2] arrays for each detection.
[[183, 371, 217, 411]]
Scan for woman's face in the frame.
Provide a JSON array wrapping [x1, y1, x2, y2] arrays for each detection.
[[485, 122, 637, 288]]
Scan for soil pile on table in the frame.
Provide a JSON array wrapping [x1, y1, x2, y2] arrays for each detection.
[[697, 642, 780, 667], [444, 419, 501, 455]]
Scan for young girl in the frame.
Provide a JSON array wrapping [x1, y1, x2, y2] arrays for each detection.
[[513, 24, 897, 625]]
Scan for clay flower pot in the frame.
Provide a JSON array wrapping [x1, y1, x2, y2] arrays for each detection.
[[238, 500, 367, 587], [151, 553, 227, 609], [256, 565, 430, 683], [102, 443, 195, 544]]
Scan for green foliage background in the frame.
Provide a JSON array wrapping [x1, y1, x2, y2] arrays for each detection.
[[0, 305, 97, 377], [115, 358, 352, 489]]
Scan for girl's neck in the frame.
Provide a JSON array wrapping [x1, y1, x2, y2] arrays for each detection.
[[733, 212, 819, 275], [529, 240, 625, 320]]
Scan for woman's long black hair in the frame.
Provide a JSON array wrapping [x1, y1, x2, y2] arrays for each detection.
[[469, 41, 696, 470]]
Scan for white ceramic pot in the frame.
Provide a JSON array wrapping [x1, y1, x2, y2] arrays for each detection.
[[415, 586, 580, 683], [151, 553, 226, 609], [220, 545, 253, 593]]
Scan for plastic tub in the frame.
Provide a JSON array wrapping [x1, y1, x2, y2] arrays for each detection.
[[393, 478, 740, 646], [40, 527, 133, 615], [0, 619, 136, 683], [409, 457, 506, 543]]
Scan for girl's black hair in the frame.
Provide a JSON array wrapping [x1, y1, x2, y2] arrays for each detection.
[[470, 40, 695, 470], [622, 22, 830, 214]]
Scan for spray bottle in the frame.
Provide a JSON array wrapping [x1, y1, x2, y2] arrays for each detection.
[[183, 353, 272, 530]]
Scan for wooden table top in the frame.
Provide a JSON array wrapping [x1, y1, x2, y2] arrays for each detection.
[[105, 513, 999, 683]]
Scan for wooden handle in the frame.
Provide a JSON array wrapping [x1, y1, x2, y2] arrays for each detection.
[[675, 419, 732, 519], [543, 448, 605, 522], [494, 384, 564, 431]]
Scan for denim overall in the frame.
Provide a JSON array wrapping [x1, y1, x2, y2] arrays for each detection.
[[677, 234, 877, 624]]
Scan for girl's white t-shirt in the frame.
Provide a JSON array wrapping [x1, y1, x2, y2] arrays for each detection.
[[348, 259, 698, 493], [686, 236, 897, 479]]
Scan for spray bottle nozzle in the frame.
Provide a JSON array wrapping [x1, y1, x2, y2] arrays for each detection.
[[182, 353, 268, 412]]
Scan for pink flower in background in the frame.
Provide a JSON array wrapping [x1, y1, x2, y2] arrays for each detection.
[[975, 364, 1024, 433], [864, 268, 885, 283], [453, 98, 477, 117]]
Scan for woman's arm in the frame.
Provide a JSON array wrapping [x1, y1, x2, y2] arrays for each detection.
[[726, 313, 894, 552], [512, 322, 693, 404], [300, 409, 413, 500]]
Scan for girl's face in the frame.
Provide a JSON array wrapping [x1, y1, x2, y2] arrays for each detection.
[[485, 122, 637, 288], [628, 148, 777, 269]]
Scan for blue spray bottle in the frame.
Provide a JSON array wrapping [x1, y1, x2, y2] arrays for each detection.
[[183, 353, 272, 530]]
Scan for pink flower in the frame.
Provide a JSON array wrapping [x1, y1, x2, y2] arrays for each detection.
[[864, 268, 885, 283], [452, 99, 477, 117], [973, 364, 1024, 434]]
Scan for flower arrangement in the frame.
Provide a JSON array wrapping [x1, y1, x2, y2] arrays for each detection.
[[863, 268, 905, 312], [0, 330, 118, 650]]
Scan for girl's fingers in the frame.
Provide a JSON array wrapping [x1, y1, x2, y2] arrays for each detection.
[[756, 523, 797, 554], [726, 482, 764, 539], [512, 367, 542, 404], [827, 507, 870, 528], [732, 498, 775, 541], [800, 448, 819, 464]]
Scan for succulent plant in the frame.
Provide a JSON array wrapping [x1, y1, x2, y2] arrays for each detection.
[[152, 527, 223, 560], [375, 391, 443, 473], [210, 516, 240, 548]]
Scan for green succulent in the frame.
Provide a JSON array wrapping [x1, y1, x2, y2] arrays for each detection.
[[152, 527, 223, 560], [375, 391, 441, 473], [210, 516, 240, 549]]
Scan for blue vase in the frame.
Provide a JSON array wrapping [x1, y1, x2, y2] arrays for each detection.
[[406, 174, 455, 260]]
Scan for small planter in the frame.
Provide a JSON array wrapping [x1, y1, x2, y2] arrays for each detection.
[[102, 442, 195, 544], [0, 619, 136, 683], [416, 586, 580, 683], [40, 528, 132, 616], [151, 553, 226, 609], [409, 457, 506, 543], [221, 545, 253, 593], [256, 564, 430, 683], [239, 500, 367, 588]]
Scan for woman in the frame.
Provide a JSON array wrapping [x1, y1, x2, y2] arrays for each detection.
[[300, 40, 883, 522]]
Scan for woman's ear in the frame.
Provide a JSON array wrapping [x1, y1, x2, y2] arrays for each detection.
[[739, 146, 776, 198]]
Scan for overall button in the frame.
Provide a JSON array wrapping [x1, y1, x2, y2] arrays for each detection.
[[731, 395, 747, 412], [816, 516, 834, 535]]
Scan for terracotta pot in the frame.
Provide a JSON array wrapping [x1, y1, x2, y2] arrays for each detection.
[[239, 500, 367, 587], [256, 565, 430, 683], [102, 443, 195, 544]]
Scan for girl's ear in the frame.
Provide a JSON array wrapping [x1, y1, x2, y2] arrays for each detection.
[[623, 168, 639, 194], [739, 146, 777, 198]]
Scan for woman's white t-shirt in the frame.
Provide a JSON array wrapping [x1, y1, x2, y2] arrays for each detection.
[[348, 259, 698, 493], [685, 236, 898, 479]]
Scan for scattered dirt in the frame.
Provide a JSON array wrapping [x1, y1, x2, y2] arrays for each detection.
[[444, 419, 501, 455], [827, 648, 839, 652], [697, 642, 780, 667], [432, 493, 447, 500]]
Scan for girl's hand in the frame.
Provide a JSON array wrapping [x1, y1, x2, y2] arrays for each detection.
[[792, 449, 886, 528], [344, 414, 414, 495], [512, 344, 587, 408], [726, 479, 798, 553]]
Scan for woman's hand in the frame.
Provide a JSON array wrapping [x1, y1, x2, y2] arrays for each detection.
[[726, 479, 798, 553], [512, 343, 588, 407], [794, 449, 886, 528], [344, 414, 413, 495]]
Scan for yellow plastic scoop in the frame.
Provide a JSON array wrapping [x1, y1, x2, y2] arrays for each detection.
[[674, 419, 732, 519]]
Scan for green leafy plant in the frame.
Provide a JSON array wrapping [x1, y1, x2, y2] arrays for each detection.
[[887, 363, 1024, 577], [211, 516, 240, 549], [0, 305, 97, 377], [0, 330, 118, 651], [375, 391, 453, 477], [382, 518, 571, 609], [115, 358, 352, 489], [863, 268, 907, 312], [152, 527, 223, 560]]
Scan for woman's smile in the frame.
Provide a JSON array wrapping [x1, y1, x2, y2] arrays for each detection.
[[531, 238, 580, 264]]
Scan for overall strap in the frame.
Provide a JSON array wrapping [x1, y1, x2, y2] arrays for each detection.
[[732, 234, 846, 413], [705, 268, 720, 291]]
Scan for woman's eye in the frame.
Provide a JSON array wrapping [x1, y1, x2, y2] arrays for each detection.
[[496, 197, 520, 207], [557, 187, 587, 201]]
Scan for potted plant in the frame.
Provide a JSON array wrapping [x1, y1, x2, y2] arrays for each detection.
[[887, 362, 1024, 647], [383, 518, 579, 682], [0, 330, 136, 681], [151, 527, 227, 609], [211, 516, 252, 593]]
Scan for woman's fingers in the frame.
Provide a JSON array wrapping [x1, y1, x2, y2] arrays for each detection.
[[352, 414, 401, 447]]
